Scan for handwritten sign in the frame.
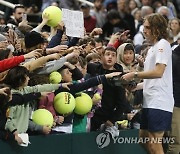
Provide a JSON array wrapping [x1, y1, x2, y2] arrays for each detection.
[[62, 8, 84, 38]]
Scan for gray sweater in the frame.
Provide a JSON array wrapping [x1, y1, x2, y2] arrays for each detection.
[[5, 84, 60, 133], [35, 57, 67, 74]]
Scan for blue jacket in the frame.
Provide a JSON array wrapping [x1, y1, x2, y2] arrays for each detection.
[[47, 30, 79, 48]]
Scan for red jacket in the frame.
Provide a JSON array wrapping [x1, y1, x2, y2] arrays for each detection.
[[0, 55, 25, 72], [84, 16, 96, 33]]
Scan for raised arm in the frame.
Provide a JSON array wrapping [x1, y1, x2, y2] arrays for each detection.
[[0, 50, 41, 72]]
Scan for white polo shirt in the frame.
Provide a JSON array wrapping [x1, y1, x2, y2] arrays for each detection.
[[143, 39, 174, 112]]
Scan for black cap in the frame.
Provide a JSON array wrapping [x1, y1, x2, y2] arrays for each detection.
[[57, 65, 69, 73], [25, 31, 45, 48], [80, 3, 90, 9]]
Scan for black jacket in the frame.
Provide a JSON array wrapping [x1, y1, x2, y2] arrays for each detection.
[[172, 45, 180, 107], [55, 75, 106, 95], [101, 20, 128, 39], [87, 62, 130, 122]]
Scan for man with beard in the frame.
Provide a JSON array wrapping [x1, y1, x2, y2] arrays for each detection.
[[122, 14, 174, 154], [7, 5, 25, 27]]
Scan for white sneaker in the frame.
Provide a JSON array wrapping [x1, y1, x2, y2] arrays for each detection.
[[105, 125, 119, 139]]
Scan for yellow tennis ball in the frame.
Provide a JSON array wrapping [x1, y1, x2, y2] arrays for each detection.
[[42, 6, 62, 27], [117, 120, 128, 127], [94, 93, 101, 101], [54, 92, 75, 114], [32, 109, 54, 127], [123, 120, 128, 127], [49, 71, 62, 84], [74, 93, 93, 115]]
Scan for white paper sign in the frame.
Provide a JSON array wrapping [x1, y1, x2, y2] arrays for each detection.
[[18, 133, 31, 147], [62, 8, 84, 38]]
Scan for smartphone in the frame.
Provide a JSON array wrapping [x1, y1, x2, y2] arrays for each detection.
[[135, 54, 140, 59], [22, 14, 27, 21]]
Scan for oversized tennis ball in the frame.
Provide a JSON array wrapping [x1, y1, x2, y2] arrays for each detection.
[[49, 71, 62, 84], [32, 109, 53, 127], [74, 93, 93, 115], [42, 6, 62, 27], [54, 92, 75, 114]]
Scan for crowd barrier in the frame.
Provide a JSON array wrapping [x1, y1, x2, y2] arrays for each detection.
[[0, 129, 147, 154]]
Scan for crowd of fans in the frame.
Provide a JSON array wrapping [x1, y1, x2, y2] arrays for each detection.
[[0, 0, 179, 153]]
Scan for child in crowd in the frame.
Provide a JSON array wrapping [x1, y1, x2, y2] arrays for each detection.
[[2, 66, 70, 135], [116, 43, 144, 105], [117, 43, 144, 73], [0, 84, 47, 144], [87, 46, 134, 137]]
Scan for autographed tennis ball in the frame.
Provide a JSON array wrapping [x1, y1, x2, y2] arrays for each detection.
[[54, 92, 75, 114], [42, 6, 62, 27]]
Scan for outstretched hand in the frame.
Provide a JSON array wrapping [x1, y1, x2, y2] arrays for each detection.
[[119, 30, 130, 42], [0, 87, 10, 96], [105, 72, 122, 79], [61, 82, 72, 90], [90, 28, 103, 37], [121, 72, 134, 81], [24, 49, 42, 59]]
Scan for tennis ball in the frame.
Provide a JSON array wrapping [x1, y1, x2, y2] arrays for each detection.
[[32, 109, 53, 127], [74, 93, 93, 115], [42, 6, 62, 27], [49, 71, 62, 84], [54, 92, 75, 114], [117, 120, 128, 127], [122, 120, 128, 127], [94, 93, 101, 101]]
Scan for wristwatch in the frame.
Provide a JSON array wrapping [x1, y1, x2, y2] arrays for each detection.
[[134, 72, 138, 78]]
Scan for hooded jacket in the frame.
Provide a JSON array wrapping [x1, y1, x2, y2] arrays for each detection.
[[117, 43, 143, 74], [117, 43, 135, 73]]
